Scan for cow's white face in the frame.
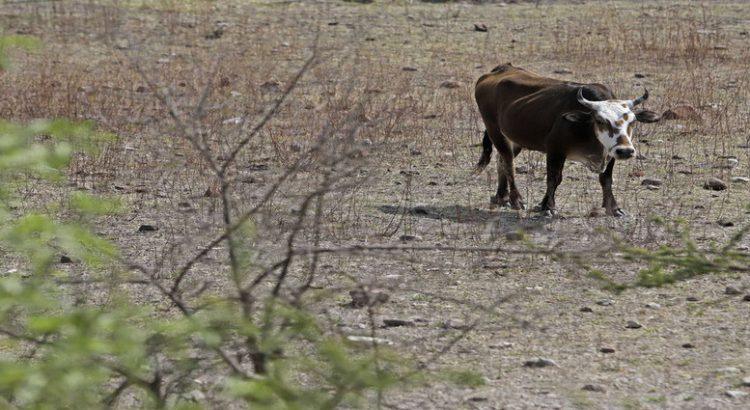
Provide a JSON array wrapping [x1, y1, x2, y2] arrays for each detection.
[[591, 101, 637, 160], [576, 88, 651, 161]]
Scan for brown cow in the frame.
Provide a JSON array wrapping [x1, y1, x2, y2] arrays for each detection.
[[474, 63, 660, 216]]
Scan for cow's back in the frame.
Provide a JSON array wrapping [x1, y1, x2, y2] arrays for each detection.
[[475, 65, 614, 151]]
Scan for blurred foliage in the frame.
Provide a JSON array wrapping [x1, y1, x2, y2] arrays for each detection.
[[0, 49, 408, 410]]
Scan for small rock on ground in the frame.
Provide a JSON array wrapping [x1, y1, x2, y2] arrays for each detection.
[[741, 376, 750, 387], [626, 320, 643, 329], [346, 335, 393, 345], [383, 318, 415, 327], [743, 294, 750, 302], [641, 178, 663, 186], [523, 357, 558, 368], [599, 347, 615, 353], [730, 176, 749, 184], [725, 286, 742, 295], [645, 302, 661, 309], [662, 105, 702, 121], [582, 384, 606, 393], [440, 79, 462, 89], [596, 299, 614, 306], [703, 177, 727, 191], [473, 23, 488, 32], [715, 367, 742, 374], [725, 390, 748, 399]]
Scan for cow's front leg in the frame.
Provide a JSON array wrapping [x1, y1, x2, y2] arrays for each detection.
[[538, 152, 565, 215], [599, 158, 624, 217]]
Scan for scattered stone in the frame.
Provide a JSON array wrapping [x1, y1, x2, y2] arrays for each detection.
[[466, 396, 488, 402], [596, 299, 614, 306], [402, 66, 418, 72], [553, 68, 573, 74], [348, 288, 389, 308], [523, 357, 559, 368], [515, 165, 529, 174], [634, 73, 647, 78], [489, 341, 514, 349], [715, 367, 741, 374], [730, 176, 749, 184], [580, 306, 593, 313], [399, 234, 422, 242], [412, 206, 429, 215], [223, 117, 242, 125], [725, 158, 739, 168], [441, 319, 470, 331], [662, 105, 703, 121], [138, 224, 157, 232], [625, 320, 643, 329], [717, 219, 735, 227], [599, 347, 615, 354], [289, 142, 303, 152], [114, 38, 129, 50], [686, 296, 700, 302], [260, 79, 281, 91], [440, 79, 462, 89], [725, 390, 748, 399], [383, 318, 415, 328], [743, 294, 750, 302], [474, 23, 488, 32], [672, 154, 685, 160], [346, 335, 393, 345], [60, 255, 73, 264], [645, 302, 661, 309], [645, 185, 660, 191], [410, 148, 422, 156], [641, 178, 663, 187], [703, 177, 727, 191], [681, 342, 695, 349], [582, 384, 606, 393], [725, 286, 742, 295], [741, 376, 750, 387]]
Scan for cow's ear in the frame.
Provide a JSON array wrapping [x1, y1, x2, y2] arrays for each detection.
[[563, 110, 592, 123], [634, 109, 660, 123]]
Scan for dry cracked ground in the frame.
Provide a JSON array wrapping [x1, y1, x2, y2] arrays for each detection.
[[1, 0, 749, 409]]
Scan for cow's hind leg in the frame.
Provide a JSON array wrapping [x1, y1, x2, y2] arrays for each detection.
[[599, 158, 624, 217], [491, 145, 522, 207], [494, 138, 525, 210]]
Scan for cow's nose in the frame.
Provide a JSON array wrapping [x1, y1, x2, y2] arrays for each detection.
[[615, 147, 635, 159]]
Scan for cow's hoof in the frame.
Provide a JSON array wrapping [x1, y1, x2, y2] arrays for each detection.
[[490, 195, 510, 208], [533, 204, 556, 215], [607, 208, 626, 217]]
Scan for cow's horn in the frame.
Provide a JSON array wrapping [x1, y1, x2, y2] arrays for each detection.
[[577, 87, 597, 109], [631, 89, 649, 107]]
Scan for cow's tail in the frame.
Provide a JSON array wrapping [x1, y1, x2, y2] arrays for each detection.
[[474, 130, 493, 174]]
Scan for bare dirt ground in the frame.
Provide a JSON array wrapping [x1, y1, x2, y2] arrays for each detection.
[[1, 0, 750, 408]]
